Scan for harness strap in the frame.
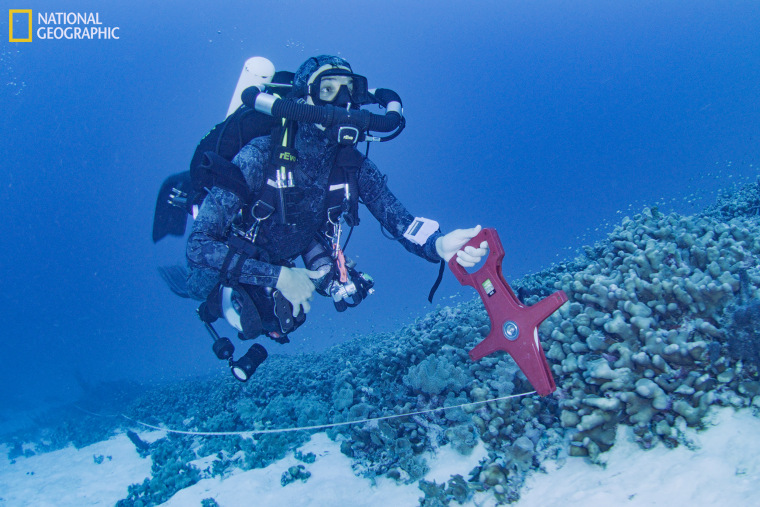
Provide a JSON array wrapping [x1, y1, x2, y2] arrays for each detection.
[[261, 121, 303, 227], [268, 121, 298, 172], [329, 145, 365, 227]]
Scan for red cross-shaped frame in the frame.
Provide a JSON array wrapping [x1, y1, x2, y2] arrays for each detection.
[[449, 228, 568, 396]]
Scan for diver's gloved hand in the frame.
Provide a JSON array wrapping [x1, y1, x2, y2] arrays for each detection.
[[436, 225, 489, 268], [276, 267, 321, 317]]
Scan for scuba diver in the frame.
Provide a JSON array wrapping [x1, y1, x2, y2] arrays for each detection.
[[158, 55, 488, 381]]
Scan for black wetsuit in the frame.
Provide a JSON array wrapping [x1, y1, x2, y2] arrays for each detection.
[[186, 122, 442, 301]]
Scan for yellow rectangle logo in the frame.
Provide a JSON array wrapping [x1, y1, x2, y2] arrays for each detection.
[[9, 9, 32, 42]]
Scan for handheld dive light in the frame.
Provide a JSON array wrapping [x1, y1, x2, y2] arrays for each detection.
[[199, 305, 268, 383], [230, 344, 268, 382]]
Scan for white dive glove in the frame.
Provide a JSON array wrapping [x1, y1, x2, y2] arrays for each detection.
[[275, 267, 321, 317], [435, 225, 489, 268]]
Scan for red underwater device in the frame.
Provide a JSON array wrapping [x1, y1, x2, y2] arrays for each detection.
[[449, 228, 568, 396]]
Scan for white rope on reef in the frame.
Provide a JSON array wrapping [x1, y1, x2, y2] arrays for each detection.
[[120, 390, 537, 438]]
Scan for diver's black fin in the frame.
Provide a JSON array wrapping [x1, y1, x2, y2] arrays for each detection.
[[152, 171, 193, 243], [158, 265, 191, 298]]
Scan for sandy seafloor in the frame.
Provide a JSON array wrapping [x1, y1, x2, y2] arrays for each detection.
[[1, 406, 757, 506]]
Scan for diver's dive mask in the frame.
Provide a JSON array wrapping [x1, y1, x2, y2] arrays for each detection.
[[309, 68, 370, 107]]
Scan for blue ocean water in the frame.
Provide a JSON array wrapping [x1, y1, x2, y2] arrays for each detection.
[[1, 0, 759, 427]]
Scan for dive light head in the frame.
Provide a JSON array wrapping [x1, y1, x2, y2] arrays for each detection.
[[230, 343, 268, 382]]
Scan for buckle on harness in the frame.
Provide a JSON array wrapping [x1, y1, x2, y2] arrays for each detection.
[[337, 126, 360, 145], [233, 200, 275, 245], [251, 200, 275, 222]]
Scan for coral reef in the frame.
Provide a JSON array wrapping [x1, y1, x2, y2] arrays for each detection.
[[418, 475, 473, 506], [539, 192, 760, 461], [281, 464, 311, 486], [4, 179, 760, 506]]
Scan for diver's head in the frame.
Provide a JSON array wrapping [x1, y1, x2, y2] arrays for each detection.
[[294, 55, 370, 108]]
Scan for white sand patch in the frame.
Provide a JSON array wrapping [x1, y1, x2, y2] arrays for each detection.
[[0, 431, 157, 506], [516, 407, 760, 507], [426, 439, 488, 484]]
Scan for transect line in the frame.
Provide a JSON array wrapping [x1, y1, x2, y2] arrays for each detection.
[[120, 391, 537, 437]]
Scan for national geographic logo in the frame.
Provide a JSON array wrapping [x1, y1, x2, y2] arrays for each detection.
[[8, 10, 31, 41], [9, 10, 120, 42]]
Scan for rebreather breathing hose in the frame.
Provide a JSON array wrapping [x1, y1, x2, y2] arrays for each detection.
[[111, 390, 537, 438]]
